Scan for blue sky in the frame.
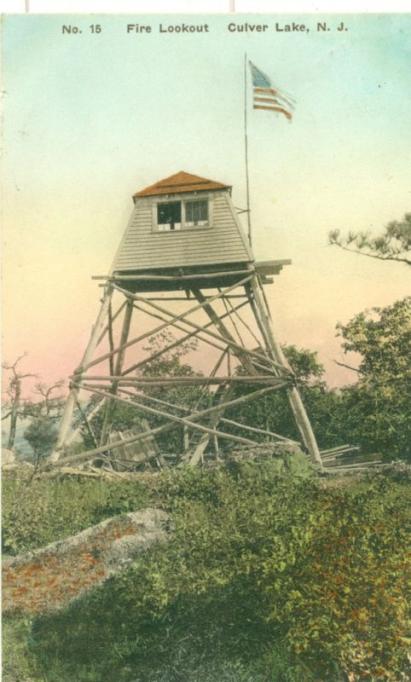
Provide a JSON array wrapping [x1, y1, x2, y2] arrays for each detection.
[[2, 13, 411, 391]]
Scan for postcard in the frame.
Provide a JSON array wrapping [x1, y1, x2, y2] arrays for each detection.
[[2, 12, 410, 682]]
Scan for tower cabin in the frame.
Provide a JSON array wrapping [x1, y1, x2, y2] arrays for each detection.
[[111, 171, 288, 292]]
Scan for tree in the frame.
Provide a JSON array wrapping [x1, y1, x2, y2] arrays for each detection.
[[329, 213, 411, 265], [2, 358, 64, 460], [24, 417, 58, 463], [29, 380, 65, 419], [2, 354, 36, 449], [334, 297, 411, 459], [17, 380, 64, 463]]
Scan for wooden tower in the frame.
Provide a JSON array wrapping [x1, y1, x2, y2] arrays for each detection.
[[52, 171, 323, 468]]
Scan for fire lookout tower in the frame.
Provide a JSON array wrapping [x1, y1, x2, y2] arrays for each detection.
[[53, 171, 323, 468]]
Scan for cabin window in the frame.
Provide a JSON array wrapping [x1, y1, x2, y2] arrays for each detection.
[[157, 201, 182, 231], [185, 199, 208, 227], [154, 197, 211, 232]]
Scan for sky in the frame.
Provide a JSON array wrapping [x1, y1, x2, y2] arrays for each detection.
[[2, 13, 411, 399]]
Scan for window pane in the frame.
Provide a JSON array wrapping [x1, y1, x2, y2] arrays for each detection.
[[157, 202, 181, 229], [185, 200, 208, 225]]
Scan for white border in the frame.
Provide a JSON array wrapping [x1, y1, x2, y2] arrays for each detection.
[[1, 0, 411, 14]]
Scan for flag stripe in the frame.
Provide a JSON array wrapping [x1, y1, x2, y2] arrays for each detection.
[[253, 104, 292, 120], [254, 88, 295, 110], [254, 96, 284, 105], [253, 85, 296, 106]]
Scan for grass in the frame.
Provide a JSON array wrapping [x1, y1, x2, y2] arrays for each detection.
[[2, 470, 150, 555], [2, 463, 410, 681]]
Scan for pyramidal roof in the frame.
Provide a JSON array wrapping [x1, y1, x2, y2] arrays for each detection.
[[133, 171, 231, 198]]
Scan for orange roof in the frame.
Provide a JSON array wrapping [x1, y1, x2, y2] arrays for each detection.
[[133, 171, 230, 198]]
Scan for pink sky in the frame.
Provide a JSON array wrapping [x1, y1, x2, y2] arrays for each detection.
[[2, 14, 411, 401]]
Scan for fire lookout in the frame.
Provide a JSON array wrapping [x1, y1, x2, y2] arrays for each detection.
[[53, 171, 323, 469]]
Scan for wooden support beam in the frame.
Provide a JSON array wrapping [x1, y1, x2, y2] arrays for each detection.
[[128, 304, 273, 377], [50, 285, 113, 462], [192, 288, 255, 374], [107, 299, 115, 376], [78, 384, 262, 449], [122, 299, 250, 376], [219, 417, 299, 444], [224, 295, 264, 349], [131, 290, 279, 375], [81, 382, 286, 424], [97, 300, 126, 346], [84, 275, 254, 372], [184, 347, 229, 458], [324, 460, 384, 471], [74, 397, 98, 449], [132, 302, 226, 353], [57, 382, 283, 467], [321, 444, 359, 456], [111, 385, 299, 444], [220, 291, 246, 348], [92, 267, 254, 282], [192, 348, 229, 406], [247, 277, 323, 468], [75, 375, 286, 386], [255, 260, 291, 276], [187, 286, 273, 463], [59, 397, 105, 449], [99, 298, 134, 445], [137, 295, 248, 301], [188, 384, 232, 466]]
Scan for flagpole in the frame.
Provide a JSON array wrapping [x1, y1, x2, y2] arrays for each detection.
[[244, 53, 252, 247]]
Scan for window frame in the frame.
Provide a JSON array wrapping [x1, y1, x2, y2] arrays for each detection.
[[184, 198, 209, 227], [156, 200, 182, 232], [152, 193, 214, 233]]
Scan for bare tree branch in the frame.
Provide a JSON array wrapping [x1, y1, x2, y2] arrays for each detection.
[[329, 214, 411, 266], [329, 241, 411, 265], [2, 355, 37, 449], [334, 360, 360, 373]]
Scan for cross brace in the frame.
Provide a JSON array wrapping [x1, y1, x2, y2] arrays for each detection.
[[52, 273, 323, 468]]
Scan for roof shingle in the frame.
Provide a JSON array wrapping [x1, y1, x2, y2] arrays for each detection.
[[133, 171, 230, 198]]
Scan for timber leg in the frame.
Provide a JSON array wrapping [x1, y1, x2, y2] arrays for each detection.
[[50, 285, 113, 462], [99, 298, 134, 445], [247, 277, 323, 468]]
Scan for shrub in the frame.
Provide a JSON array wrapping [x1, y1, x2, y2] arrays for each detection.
[[25, 466, 411, 681], [24, 418, 57, 462], [2, 470, 149, 555]]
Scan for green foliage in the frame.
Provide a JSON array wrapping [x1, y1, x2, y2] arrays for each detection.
[[24, 417, 57, 460], [18, 466, 411, 682], [226, 345, 342, 450], [335, 297, 411, 459], [2, 469, 149, 555], [2, 616, 42, 682], [337, 297, 410, 380], [283, 344, 325, 384], [228, 301, 411, 459]]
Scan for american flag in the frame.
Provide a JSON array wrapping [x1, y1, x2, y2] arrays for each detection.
[[249, 61, 294, 122]]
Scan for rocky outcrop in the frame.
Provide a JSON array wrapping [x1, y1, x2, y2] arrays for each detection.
[[3, 508, 169, 615]]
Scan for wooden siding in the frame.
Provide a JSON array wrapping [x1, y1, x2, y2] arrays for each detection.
[[112, 190, 253, 272]]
